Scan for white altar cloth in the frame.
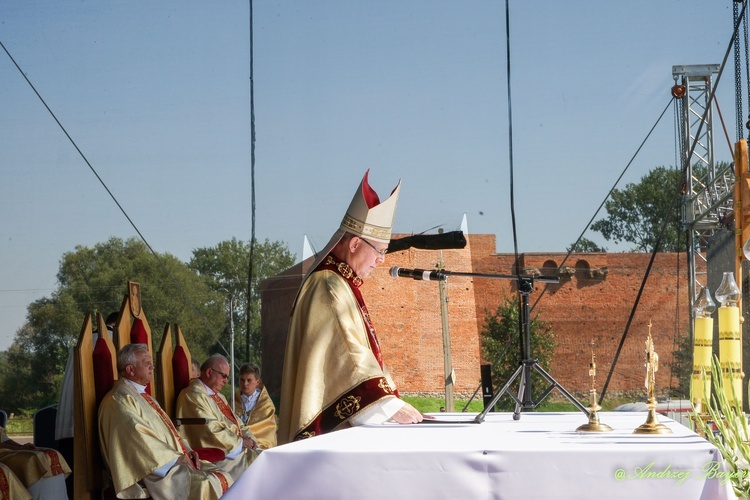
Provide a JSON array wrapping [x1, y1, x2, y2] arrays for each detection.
[[223, 412, 737, 500]]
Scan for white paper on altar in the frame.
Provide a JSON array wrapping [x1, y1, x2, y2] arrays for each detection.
[[223, 412, 738, 500]]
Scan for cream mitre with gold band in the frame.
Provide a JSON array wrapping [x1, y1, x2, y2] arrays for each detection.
[[340, 170, 401, 244], [296, 170, 401, 302]]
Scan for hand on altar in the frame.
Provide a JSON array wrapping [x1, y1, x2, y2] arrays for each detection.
[[390, 403, 424, 424]]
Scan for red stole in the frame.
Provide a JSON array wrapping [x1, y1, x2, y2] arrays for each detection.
[[140, 393, 194, 468], [209, 394, 243, 438], [0, 466, 9, 498], [42, 449, 65, 476]]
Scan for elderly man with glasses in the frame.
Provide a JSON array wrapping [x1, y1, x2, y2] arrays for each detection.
[[176, 354, 258, 481], [278, 170, 424, 445]]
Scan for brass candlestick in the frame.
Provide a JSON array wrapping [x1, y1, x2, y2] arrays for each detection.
[[577, 340, 612, 432], [634, 322, 672, 435]]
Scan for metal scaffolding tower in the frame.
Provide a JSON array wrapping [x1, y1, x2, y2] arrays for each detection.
[[675, 64, 733, 315]]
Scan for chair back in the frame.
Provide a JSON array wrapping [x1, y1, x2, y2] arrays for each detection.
[[33, 405, 58, 449], [115, 281, 155, 397], [156, 323, 193, 418], [73, 311, 117, 499]]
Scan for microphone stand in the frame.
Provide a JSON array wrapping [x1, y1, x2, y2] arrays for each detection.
[[431, 269, 589, 422]]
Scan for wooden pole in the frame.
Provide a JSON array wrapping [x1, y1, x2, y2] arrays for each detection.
[[437, 253, 455, 412]]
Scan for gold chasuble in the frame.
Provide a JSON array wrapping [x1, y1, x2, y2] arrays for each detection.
[[176, 378, 256, 481], [233, 385, 277, 449], [0, 428, 70, 489], [98, 379, 231, 499], [0, 462, 30, 500], [279, 254, 399, 444]]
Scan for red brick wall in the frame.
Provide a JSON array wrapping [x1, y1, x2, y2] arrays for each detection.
[[261, 234, 688, 402]]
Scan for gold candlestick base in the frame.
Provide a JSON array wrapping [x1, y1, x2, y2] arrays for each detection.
[[633, 400, 672, 435], [576, 406, 613, 433]]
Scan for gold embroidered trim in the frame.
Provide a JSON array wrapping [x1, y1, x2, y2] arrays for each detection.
[[324, 255, 363, 287], [378, 378, 393, 394], [334, 395, 362, 419], [341, 215, 392, 240]]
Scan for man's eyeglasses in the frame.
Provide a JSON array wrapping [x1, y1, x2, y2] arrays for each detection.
[[360, 238, 387, 258], [211, 368, 229, 380]]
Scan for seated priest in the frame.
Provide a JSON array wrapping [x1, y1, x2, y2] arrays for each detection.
[[98, 343, 232, 499], [0, 462, 31, 500], [0, 427, 70, 500], [232, 363, 277, 450], [176, 355, 258, 481]]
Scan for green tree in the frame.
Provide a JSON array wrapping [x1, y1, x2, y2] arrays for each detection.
[[189, 238, 296, 366], [481, 294, 555, 410], [567, 237, 607, 253], [0, 237, 226, 414], [591, 166, 686, 252]]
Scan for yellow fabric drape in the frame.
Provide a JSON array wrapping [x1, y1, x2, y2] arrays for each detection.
[[233, 386, 278, 450]]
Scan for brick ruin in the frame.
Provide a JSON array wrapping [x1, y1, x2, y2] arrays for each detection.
[[260, 234, 689, 404]]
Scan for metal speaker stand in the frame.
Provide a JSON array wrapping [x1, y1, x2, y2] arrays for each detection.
[[473, 275, 589, 422]]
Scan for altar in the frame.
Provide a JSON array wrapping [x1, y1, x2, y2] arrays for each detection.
[[223, 412, 737, 499]]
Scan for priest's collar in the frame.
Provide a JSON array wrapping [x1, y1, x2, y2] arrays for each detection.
[[199, 378, 217, 395], [124, 378, 148, 394]]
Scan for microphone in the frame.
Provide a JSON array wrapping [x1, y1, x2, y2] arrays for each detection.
[[387, 231, 467, 254], [389, 266, 447, 282]]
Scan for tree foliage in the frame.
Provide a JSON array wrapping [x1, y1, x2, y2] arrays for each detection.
[[480, 294, 555, 410], [189, 238, 296, 365], [567, 237, 607, 253], [0, 236, 295, 414], [591, 166, 685, 252]]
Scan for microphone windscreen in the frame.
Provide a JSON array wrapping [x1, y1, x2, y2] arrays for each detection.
[[389, 266, 401, 278], [386, 231, 467, 253]]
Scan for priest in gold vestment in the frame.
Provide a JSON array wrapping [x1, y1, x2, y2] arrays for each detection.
[[98, 343, 232, 499], [0, 462, 30, 500], [0, 427, 70, 499], [176, 355, 257, 481], [279, 170, 424, 445]]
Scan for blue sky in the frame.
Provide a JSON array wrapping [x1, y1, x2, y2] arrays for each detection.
[[0, 0, 740, 350]]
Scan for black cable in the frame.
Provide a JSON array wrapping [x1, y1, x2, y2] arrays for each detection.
[[245, 0, 257, 364], [735, 0, 743, 141], [464, 9, 673, 410], [0, 39, 228, 355], [501, 0, 526, 365], [745, 4, 750, 140]]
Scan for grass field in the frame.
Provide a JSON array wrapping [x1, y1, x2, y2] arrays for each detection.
[[403, 396, 634, 414], [4, 396, 634, 436], [5, 418, 33, 436]]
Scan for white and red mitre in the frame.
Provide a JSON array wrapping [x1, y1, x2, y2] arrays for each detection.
[[297, 170, 401, 296], [339, 170, 401, 244]]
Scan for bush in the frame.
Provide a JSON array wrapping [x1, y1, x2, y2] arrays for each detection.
[[480, 293, 555, 411]]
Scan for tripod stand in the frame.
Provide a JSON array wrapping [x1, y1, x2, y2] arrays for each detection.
[[472, 274, 589, 422], [397, 267, 590, 423]]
